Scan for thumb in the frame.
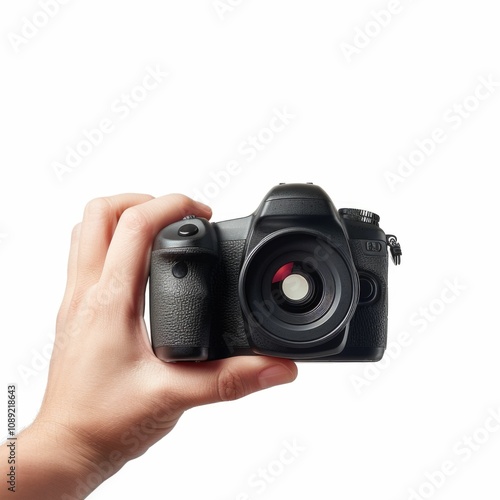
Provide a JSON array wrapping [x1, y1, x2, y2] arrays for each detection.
[[161, 357, 298, 410]]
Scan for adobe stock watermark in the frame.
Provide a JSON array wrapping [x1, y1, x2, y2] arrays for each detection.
[[406, 405, 500, 500], [230, 439, 306, 499], [51, 65, 168, 182], [340, 0, 413, 63], [8, 0, 73, 54], [384, 74, 499, 191], [350, 277, 467, 394], [16, 330, 55, 385], [213, 0, 245, 21], [191, 106, 295, 204]]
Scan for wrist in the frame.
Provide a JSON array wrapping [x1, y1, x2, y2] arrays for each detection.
[[23, 419, 126, 499]]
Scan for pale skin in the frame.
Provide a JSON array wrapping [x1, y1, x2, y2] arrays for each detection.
[[0, 194, 297, 499]]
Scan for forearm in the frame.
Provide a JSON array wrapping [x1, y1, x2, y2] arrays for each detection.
[[1, 421, 122, 500]]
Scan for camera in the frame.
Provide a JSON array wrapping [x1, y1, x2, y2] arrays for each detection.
[[149, 183, 402, 362]]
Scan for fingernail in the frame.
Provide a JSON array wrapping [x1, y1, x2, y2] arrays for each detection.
[[259, 365, 295, 389], [194, 200, 212, 213]]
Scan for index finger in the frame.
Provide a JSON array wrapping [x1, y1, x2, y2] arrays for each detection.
[[99, 194, 212, 306]]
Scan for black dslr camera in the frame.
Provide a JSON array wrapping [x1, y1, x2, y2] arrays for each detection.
[[149, 183, 401, 362]]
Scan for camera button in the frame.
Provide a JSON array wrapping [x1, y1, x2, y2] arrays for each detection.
[[178, 223, 199, 237], [172, 261, 188, 279], [359, 274, 379, 305]]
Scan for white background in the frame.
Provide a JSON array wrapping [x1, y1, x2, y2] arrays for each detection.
[[1, 1, 500, 499]]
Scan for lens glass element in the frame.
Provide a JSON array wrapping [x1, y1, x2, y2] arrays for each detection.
[[282, 274, 309, 301], [270, 261, 321, 313]]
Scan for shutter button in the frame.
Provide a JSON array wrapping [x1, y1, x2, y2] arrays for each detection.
[[178, 224, 199, 237]]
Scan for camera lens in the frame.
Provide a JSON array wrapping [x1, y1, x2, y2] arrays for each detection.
[[280, 272, 310, 302], [239, 230, 359, 345], [271, 262, 320, 312]]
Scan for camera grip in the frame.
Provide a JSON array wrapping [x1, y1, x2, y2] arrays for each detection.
[[150, 248, 218, 361]]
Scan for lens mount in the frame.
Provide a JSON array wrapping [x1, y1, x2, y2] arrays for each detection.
[[239, 229, 359, 346]]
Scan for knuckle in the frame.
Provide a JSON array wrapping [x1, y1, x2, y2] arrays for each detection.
[[119, 207, 149, 233], [171, 193, 192, 206], [216, 368, 246, 402], [170, 193, 194, 215], [84, 197, 113, 220]]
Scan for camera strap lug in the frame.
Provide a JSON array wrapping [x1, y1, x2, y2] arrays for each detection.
[[386, 234, 402, 266]]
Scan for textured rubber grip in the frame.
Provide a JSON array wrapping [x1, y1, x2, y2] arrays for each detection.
[[346, 239, 388, 350], [150, 247, 218, 361]]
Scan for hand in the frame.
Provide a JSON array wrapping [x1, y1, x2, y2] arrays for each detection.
[[4, 193, 297, 499]]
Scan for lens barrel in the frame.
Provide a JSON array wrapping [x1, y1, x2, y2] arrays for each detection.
[[239, 230, 359, 345]]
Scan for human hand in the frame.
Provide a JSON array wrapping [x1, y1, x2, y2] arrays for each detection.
[[15, 193, 297, 499]]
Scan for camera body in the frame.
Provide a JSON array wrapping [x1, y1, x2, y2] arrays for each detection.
[[150, 183, 401, 362]]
